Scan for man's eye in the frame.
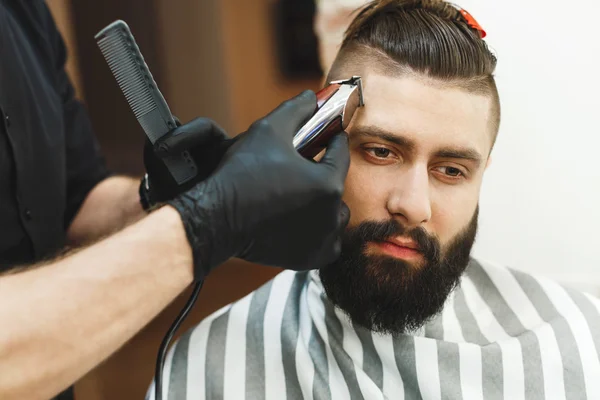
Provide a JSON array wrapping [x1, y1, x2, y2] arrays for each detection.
[[366, 147, 392, 158], [437, 166, 464, 177]]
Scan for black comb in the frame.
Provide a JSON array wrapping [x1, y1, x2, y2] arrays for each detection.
[[95, 20, 197, 184]]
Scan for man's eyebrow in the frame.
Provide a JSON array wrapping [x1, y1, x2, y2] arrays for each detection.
[[353, 125, 483, 166], [434, 148, 483, 165], [352, 126, 416, 151]]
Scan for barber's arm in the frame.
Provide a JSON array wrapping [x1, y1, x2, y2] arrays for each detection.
[[65, 175, 144, 245], [0, 204, 193, 400], [0, 91, 350, 400]]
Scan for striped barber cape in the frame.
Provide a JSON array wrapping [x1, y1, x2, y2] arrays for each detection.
[[147, 258, 600, 400]]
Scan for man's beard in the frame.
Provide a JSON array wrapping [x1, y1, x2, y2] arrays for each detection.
[[319, 207, 478, 335]]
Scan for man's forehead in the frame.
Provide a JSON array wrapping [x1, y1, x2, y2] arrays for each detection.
[[347, 73, 494, 154]]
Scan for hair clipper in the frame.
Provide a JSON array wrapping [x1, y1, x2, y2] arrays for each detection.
[[294, 76, 365, 159]]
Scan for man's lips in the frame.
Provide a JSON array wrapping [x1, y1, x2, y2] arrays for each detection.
[[386, 237, 419, 250], [368, 238, 422, 260]]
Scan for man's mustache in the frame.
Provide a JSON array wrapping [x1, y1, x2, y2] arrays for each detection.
[[345, 219, 441, 263]]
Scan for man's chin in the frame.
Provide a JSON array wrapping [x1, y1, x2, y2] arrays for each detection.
[[319, 211, 478, 335], [320, 254, 466, 335]]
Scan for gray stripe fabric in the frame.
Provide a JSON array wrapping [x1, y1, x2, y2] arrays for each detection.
[[245, 280, 274, 399], [281, 272, 309, 400], [393, 336, 423, 400], [353, 322, 384, 389], [453, 287, 503, 399], [436, 341, 462, 400], [205, 310, 231, 400], [424, 313, 444, 340], [567, 290, 600, 359], [510, 269, 586, 400], [323, 298, 364, 400], [467, 261, 545, 399], [517, 330, 545, 400], [167, 331, 192, 400], [452, 287, 489, 345], [157, 261, 599, 400], [309, 322, 331, 400], [466, 261, 527, 336], [479, 343, 504, 400]]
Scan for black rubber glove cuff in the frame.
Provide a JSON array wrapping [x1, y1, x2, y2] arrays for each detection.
[[167, 180, 235, 281], [139, 174, 153, 212]]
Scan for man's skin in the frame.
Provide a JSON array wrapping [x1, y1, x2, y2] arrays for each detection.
[[338, 71, 493, 262]]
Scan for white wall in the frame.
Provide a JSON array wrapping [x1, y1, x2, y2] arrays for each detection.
[[455, 0, 600, 294], [315, 0, 600, 294]]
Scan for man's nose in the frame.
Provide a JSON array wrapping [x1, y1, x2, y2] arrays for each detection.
[[386, 165, 432, 227]]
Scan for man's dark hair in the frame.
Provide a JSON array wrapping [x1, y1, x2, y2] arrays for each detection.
[[327, 0, 501, 140]]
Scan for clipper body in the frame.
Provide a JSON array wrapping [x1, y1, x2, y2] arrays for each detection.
[[294, 76, 364, 159]]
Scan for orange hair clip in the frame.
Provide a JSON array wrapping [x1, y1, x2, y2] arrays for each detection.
[[457, 7, 487, 38]]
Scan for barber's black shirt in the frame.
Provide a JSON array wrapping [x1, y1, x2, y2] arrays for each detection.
[[0, 0, 110, 271]]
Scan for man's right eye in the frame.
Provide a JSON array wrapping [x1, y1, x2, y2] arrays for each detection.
[[374, 148, 390, 158], [364, 146, 394, 159]]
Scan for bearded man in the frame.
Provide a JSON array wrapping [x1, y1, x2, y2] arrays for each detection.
[[148, 1, 600, 399]]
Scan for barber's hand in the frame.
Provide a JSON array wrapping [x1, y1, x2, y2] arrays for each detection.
[[167, 90, 351, 280], [140, 118, 233, 210]]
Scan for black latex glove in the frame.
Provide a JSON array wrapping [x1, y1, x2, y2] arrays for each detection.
[[141, 117, 234, 210], [167, 90, 351, 280]]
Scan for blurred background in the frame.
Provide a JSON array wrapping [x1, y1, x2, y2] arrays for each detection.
[[45, 0, 600, 398]]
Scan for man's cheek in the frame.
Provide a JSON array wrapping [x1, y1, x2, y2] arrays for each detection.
[[433, 201, 478, 250], [343, 167, 382, 226]]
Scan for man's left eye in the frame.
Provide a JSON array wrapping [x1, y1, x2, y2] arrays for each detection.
[[436, 166, 464, 177]]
